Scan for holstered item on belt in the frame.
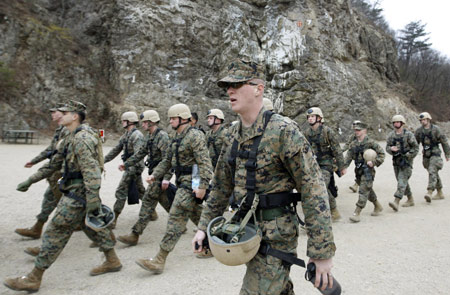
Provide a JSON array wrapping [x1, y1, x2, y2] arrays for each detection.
[[166, 183, 177, 207], [127, 178, 139, 205]]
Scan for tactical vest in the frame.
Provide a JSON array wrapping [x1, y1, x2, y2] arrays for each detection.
[[391, 130, 410, 167], [420, 125, 440, 158], [306, 125, 333, 170], [172, 127, 195, 185], [145, 128, 161, 175]]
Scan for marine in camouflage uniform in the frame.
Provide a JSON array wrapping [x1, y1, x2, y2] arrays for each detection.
[[5, 101, 121, 293], [104, 111, 145, 226], [205, 108, 227, 170], [117, 110, 174, 246], [414, 112, 450, 202], [15, 105, 69, 240], [343, 121, 361, 193], [304, 107, 346, 222], [193, 59, 336, 295], [136, 103, 213, 274], [344, 121, 385, 223], [386, 115, 419, 211]]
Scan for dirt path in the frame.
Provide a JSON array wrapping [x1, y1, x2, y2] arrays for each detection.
[[1, 142, 449, 295]]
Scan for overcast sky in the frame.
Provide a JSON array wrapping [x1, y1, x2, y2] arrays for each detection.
[[379, 0, 450, 58]]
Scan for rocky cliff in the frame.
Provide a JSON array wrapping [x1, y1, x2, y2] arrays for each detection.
[[0, 0, 421, 139]]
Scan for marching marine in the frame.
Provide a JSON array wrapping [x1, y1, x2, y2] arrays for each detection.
[[414, 112, 450, 202], [104, 111, 145, 228], [117, 110, 173, 246], [193, 59, 336, 294], [304, 107, 347, 221], [206, 108, 227, 169], [343, 120, 361, 193], [15, 104, 69, 240], [136, 103, 213, 273], [4, 100, 121, 293], [344, 121, 385, 223], [386, 115, 419, 210]]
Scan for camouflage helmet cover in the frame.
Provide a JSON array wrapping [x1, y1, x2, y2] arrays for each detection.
[[392, 114, 406, 124], [307, 107, 324, 122], [419, 112, 432, 120], [363, 149, 377, 162], [217, 59, 265, 88], [353, 121, 367, 130]]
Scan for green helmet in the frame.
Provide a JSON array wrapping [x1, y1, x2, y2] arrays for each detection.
[[363, 149, 377, 162], [263, 98, 274, 111], [121, 111, 139, 123], [168, 104, 191, 119], [140, 110, 160, 123], [392, 115, 406, 124], [206, 109, 225, 120], [207, 216, 262, 266], [85, 205, 115, 232], [419, 112, 432, 120]]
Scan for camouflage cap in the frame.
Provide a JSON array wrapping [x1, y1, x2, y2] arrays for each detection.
[[353, 121, 367, 130], [217, 58, 265, 88], [49, 102, 65, 112], [58, 100, 87, 113]]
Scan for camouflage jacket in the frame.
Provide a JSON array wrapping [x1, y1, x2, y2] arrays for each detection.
[[304, 125, 345, 171], [414, 124, 450, 158], [124, 128, 173, 180], [342, 134, 356, 152], [386, 129, 419, 166], [344, 135, 385, 169], [29, 124, 103, 206], [206, 124, 227, 169], [199, 108, 336, 259], [104, 127, 145, 171], [30, 125, 69, 164], [152, 126, 213, 189]]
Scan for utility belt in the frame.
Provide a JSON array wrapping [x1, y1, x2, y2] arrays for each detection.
[[172, 165, 192, 184], [145, 159, 160, 175], [64, 191, 86, 207], [58, 171, 83, 195]]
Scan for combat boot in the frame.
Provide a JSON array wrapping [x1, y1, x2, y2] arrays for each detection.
[[424, 190, 433, 203], [371, 200, 383, 216], [3, 267, 44, 293], [150, 211, 158, 221], [136, 248, 169, 274], [432, 189, 445, 200], [111, 211, 120, 229], [15, 220, 45, 239], [90, 249, 122, 276], [118, 232, 139, 246], [330, 208, 341, 222], [402, 195, 415, 207], [349, 207, 362, 223], [24, 246, 41, 257], [388, 198, 400, 212], [349, 183, 358, 193]]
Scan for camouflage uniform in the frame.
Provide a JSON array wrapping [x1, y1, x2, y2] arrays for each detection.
[[414, 124, 450, 191], [124, 128, 173, 235], [29, 126, 69, 223], [199, 108, 336, 295], [27, 123, 115, 269], [344, 136, 385, 209], [206, 124, 227, 169], [304, 125, 345, 210], [152, 126, 213, 252], [104, 128, 145, 214], [386, 129, 419, 199]]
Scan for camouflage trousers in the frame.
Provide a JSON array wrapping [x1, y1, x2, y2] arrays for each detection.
[[423, 156, 443, 191], [321, 169, 336, 210], [393, 165, 412, 199], [113, 170, 146, 214], [240, 212, 299, 295], [160, 186, 202, 252], [35, 196, 115, 270], [132, 181, 171, 235], [355, 168, 377, 209], [36, 172, 63, 223]]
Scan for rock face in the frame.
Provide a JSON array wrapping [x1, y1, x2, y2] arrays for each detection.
[[1, 0, 415, 138]]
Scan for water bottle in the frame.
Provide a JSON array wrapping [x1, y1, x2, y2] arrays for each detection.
[[305, 263, 341, 295], [191, 164, 200, 189]]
